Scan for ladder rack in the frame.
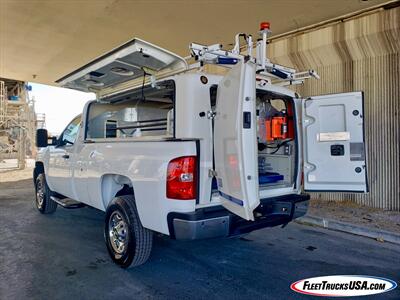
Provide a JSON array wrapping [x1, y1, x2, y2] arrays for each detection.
[[188, 22, 320, 86]]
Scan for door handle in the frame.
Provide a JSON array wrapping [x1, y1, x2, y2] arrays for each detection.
[[62, 154, 70, 159], [89, 151, 97, 159]]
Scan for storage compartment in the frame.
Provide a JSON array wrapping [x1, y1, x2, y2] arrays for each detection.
[[211, 90, 298, 195], [256, 90, 297, 192], [211, 60, 299, 220]]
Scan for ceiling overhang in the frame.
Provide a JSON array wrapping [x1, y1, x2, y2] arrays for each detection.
[[0, 0, 392, 86]]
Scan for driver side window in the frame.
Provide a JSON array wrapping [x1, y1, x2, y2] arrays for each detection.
[[61, 115, 81, 145]]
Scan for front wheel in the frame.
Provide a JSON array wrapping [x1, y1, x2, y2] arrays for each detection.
[[35, 174, 57, 214], [104, 195, 153, 268]]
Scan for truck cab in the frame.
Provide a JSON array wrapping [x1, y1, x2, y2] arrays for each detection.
[[34, 30, 368, 268]]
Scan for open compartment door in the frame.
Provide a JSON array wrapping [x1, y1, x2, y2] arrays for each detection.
[[56, 38, 187, 93], [214, 60, 259, 221], [302, 92, 368, 192]]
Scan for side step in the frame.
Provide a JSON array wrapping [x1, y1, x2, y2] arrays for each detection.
[[50, 196, 85, 209]]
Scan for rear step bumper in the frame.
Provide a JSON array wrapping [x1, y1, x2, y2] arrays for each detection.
[[167, 194, 310, 240]]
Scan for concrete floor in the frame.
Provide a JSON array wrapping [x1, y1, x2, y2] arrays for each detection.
[[0, 179, 399, 300]]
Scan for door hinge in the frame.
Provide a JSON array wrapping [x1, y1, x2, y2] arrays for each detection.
[[208, 169, 217, 177], [207, 110, 216, 119]]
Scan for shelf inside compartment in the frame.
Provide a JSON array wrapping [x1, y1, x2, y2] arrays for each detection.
[[258, 172, 284, 185]]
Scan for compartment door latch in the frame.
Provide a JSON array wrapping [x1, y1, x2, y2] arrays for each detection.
[[207, 110, 216, 119], [208, 169, 217, 177]]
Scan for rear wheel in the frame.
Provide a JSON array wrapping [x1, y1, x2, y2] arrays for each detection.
[[35, 173, 57, 214], [104, 195, 153, 268]]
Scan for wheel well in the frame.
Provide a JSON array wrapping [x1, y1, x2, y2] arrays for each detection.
[[101, 174, 134, 209], [115, 184, 134, 197], [33, 162, 45, 183]]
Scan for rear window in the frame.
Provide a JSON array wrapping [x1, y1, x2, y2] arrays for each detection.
[[86, 80, 175, 140]]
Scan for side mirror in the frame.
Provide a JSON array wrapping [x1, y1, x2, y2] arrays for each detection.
[[36, 129, 48, 147], [51, 136, 58, 145]]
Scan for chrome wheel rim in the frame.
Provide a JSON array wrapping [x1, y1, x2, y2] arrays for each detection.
[[108, 211, 129, 255], [36, 179, 44, 209]]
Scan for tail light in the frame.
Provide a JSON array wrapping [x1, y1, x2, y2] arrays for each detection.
[[166, 156, 197, 200]]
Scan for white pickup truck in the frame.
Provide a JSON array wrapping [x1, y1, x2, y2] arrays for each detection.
[[34, 27, 368, 268]]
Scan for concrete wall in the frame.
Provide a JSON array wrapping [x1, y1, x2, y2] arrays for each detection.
[[269, 6, 399, 210]]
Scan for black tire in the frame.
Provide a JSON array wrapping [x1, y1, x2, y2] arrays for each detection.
[[35, 173, 58, 214], [104, 195, 153, 268]]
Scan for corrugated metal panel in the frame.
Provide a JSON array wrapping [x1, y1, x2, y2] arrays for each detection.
[[269, 7, 400, 210]]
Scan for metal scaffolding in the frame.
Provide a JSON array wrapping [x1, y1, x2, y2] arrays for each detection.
[[0, 78, 44, 169]]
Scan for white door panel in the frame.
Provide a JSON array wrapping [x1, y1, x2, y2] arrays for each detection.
[[302, 92, 368, 192], [72, 145, 93, 205], [47, 115, 82, 198], [48, 146, 75, 197], [214, 60, 259, 221]]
